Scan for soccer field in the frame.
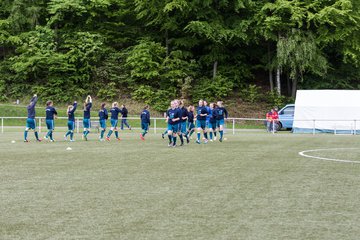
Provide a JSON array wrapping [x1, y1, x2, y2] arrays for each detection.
[[1, 132, 360, 240]]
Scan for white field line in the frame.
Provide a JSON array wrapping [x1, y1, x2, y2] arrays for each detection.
[[298, 148, 360, 164]]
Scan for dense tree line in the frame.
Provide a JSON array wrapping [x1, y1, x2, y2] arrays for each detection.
[[0, 0, 359, 111]]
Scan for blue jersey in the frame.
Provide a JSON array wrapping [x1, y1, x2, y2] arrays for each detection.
[[188, 111, 194, 123], [205, 106, 211, 121], [45, 106, 57, 120], [84, 103, 92, 119], [122, 107, 128, 118], [110, 107, 122, 119], [216, 107, 228, 120], [210, 108, 217, 123], [196, 106, 208, 120], [167, 108, 180, 125], [99, 108, 108, 120], [68, 102, 77, 121], [179, 107, 188, 123], [27, 96, 38, 119], [141, 109, 150, 124]]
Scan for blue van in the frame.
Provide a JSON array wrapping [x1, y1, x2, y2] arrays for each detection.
[[277, 104, 295, 130]]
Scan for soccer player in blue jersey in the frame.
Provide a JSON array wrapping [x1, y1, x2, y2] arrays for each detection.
[[216, 101, 228, 142], [24, 94, 41, 142], [195, 99, 208, 144], [186, 105, 195, 139], [120, 104, 131, 130], [140, 105, 150, 141], [44, 100, 57, 142], [161, 105, 171, 139], [82, 95, 92, 141], [64, 101, 77, 142], [106, 102, 122, 141], [204, 100, 211, 130], [208, 102, 218, 141], [166, 101, 180, 147], [98, 103, 108, 141], [179, 101, 189, 145]]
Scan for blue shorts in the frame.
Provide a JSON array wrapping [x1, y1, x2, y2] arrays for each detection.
[[141, 122, 149, 131], [167, 123, 179, 132], [208, 122, 216, 130], [83, 118, 91, 128], [188, 122, 195, 130], [196, 119, 206, 130], [181, 122, 187, 134], [110, 119, 118, 128], [26, 118, 36, 129], [67, 120, 75, 131], [217, 119, 225, 127], [100, 119, 106, 129], [46, 119, 54, 130]]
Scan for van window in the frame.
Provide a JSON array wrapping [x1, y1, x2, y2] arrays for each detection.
[[283, 106, 294, 115]]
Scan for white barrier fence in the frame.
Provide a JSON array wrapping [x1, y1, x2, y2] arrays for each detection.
[[2, 117, 360, 135], [0, 117, 268, 134]]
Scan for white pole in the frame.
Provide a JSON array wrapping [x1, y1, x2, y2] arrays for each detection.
[[154, 119, 157, 134], [77, 118, 79, 134], [313, 120, 315, 135], [232, 119, 235, 135]]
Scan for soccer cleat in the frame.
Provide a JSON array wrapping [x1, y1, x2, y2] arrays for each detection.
[[50, 139, 55, 142], [161, 133, 165, 139], [83, 135, 88, 141], [105, 137, 110, 141], [172, 143, 177, 148], [24, 139, 29, 142], [36, 139, 42, 142], [214, 137, 217, 141], [204, 139, 208, 144], [180, 142, 184, 146], [70, 139, 75, 142], [116, 138, 121, 141], [195, 140, 201, 144], [219, 138, 223, 142], [168, 142, 173, 147], [44, 136, 48, 141], [140, 134, 145, 141], [129, 126, 132, 130], [210, 139, 213, 142], [64, 135, 67, 141]]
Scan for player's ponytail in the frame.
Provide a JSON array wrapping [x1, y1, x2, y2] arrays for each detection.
[[67, 105, 73, 114]]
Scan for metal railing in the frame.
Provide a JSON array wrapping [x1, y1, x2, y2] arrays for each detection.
[[0, 117, 267, 134], [2, 117, 359, 135]]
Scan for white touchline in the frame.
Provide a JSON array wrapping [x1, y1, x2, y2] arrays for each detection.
[[298, 148, 360, 164]]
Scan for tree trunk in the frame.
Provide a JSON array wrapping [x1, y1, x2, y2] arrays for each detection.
[[268, 43, 274, 92], [276, 68, 281, 95], [287, 74, 291, 96], [213, 61, 218, 80], [291, 76, 297, 98]]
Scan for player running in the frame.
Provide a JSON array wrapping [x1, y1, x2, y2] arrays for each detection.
[[120, 104, 131, 130], [44, 100, 57, 142], [208, 102, 218, 141], [106, 102, 122, 141], [82, 95, 92, 141], [186, 105, 195, 139], [24, 94, 41, 142], [98, 103, 108, 141], [166, 101, 180, 147], [64, 101, 77, 142], [216, 101, 228, 142], [195, 99, 208, 144], [179, 101, 189, 145], [140, 105, 150, 141]]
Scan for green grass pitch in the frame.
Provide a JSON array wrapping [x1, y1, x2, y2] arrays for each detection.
[[1, 131, 360, 239]]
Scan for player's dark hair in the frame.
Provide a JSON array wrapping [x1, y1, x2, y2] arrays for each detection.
[[46, 100, 52, 106], [144, 105, 149, 110], [101, 103, 106, 109]]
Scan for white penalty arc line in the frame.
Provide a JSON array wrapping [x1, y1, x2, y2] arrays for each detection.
[[298, 148, 360, 164]]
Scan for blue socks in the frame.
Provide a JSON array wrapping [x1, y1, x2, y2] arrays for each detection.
[[115, 131, 119, 138], [24, 131, 28, 140], [100, 130, 105, 139], [220, 130, 223, 139], [107, 130, 113, 137], [197, 132, 200, 141], [209, 132, 213, 140], [34, 131, 39, 140]]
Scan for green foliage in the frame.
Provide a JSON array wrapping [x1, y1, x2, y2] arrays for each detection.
[[132, 85, 173, 112], [192, 75, 233, 102], [264, 91, 287, 107], [240, 84, 262, 103]]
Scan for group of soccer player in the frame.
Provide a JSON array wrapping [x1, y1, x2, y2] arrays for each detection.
[[24, 95, 228, 146], [163, 99, 228, 147]]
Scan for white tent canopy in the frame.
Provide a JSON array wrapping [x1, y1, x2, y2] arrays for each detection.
[[293, 90, 360, 133]]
